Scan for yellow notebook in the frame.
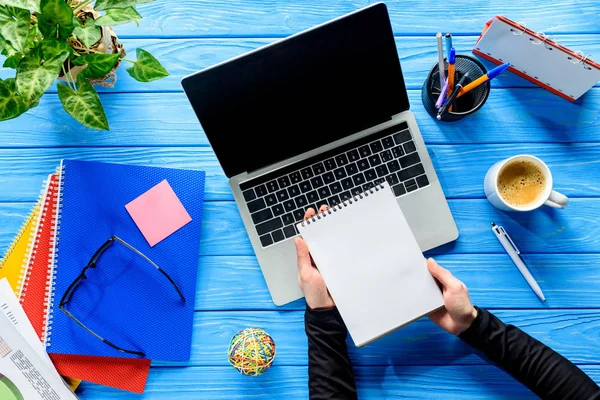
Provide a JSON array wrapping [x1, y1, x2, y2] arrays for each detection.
[[62, 376, 82, 392], [0, 200, 42, 296]]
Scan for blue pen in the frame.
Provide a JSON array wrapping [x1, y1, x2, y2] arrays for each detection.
[[457, 62, 511, 98], [444, 33, 452, 59]]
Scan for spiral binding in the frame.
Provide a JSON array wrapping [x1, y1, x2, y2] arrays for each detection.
[[17, 178, 51, 299], [299, 183, 386, 227], [508, 21, 595, 70], [19, 176, 58, 310], [509, 21, 527, 36], [44, 166, 64, 347]]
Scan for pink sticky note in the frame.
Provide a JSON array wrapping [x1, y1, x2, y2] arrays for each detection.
[[125, 180, 192, 247]]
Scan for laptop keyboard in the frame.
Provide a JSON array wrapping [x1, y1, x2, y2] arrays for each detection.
[[240, 123, 430, 248]]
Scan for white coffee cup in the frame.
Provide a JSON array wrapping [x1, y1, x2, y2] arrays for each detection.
[[484, 155, 568, 212]]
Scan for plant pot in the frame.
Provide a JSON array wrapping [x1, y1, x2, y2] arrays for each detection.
[[58, 1, 125, 88]]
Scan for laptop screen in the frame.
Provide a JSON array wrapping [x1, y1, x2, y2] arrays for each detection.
[[182, 3, 409, 178]]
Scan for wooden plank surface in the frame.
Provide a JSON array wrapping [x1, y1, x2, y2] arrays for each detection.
[[76, 365, 600, 399], [144, 310, 600, 366], [3, 36, 599, 93], [95, 1, 600, 37], [1, 88, 598, 148], [192, 254, 600, 310], [1, 198, 599, 309], [1, 199, 600, 309], [2, 199, 600, 256], [0, 143, 599, 201], [1, 0, 599, 398]]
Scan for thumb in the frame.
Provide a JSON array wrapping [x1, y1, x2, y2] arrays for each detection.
[[427, 258, 460, 291], [294, 237, 312, 271]]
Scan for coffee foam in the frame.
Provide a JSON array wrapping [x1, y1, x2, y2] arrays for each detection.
[[497, 160, 546, 207]]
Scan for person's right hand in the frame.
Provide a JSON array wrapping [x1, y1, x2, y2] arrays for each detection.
[[294, 205, 335, 310], [427, 258, 478, 335]]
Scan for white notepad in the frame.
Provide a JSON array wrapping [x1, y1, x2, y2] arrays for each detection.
[[296, 182, 444, 347]]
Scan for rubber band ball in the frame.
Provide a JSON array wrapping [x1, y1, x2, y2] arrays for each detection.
[[227, 328, 276, 376]]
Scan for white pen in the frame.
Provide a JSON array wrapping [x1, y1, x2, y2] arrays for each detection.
[[436, 32, 446, 90], [491, 222, 546, 302]]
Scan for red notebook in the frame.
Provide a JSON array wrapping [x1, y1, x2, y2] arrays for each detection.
[[20, 173, 151, 393]]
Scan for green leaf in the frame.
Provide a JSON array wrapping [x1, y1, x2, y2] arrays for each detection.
[[72, 17, 100, 48], [15, 41, 69, 105], [0, 78, 30, 121], [24, 21, 41, 46], [5, 5, 29, 19], [94, 6, 141, 26], [72, 52, 120, 79], [94, 0, 153, 9], [3, 53, 22, 67], [37, 0, 73, 40], [57, 75, 109, 130], [0, 38, 18, 57], [125, 48, 168, 82], [94, 0, 135, 11], [0, 20, 40, 68], [0, 0, 40, 13], [41, 37, 70, 57], [0, 5, 30, 52]]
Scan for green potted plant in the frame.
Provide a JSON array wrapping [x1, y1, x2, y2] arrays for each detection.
[[0, 0, 168, 130]]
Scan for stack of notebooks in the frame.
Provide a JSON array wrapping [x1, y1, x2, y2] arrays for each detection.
[[0, 160, 206, 393]]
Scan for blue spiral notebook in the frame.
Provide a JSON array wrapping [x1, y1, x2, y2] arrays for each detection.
[[45, 159, 205, 361]]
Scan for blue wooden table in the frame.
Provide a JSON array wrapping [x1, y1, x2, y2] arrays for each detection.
[[2, 1, 600, 398]]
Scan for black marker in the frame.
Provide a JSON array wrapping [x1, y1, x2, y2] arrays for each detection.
[[437, 73, 469, 120]]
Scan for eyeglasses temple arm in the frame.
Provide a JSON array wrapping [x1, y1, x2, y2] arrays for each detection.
[[59, 305, 146, 357], [114, 236, 186, 303], [157, 267, 186, 303], [59, 276, 83, 307]]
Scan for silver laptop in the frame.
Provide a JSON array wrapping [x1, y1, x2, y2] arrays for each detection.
[[181, 3, 458, 306]]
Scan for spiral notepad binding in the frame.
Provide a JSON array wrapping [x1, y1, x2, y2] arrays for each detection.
[[17, 178, 53, 300], [44, 165, 64, 347], [506, 21, 596, 70], [299, 183, 386, 227]]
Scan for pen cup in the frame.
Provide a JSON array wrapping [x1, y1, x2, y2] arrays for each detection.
[[421, 54, 491, 122]]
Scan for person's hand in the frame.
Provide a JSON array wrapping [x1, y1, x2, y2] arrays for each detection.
[[427, 258, 477, 335], [294, 205, 335, 310]]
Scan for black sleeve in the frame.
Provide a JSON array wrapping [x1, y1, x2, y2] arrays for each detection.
[[460, 306, 600, 400], [305, 306, 358, 400]]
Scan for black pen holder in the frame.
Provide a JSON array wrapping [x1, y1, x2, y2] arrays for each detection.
[[421, 54, 491, 122]]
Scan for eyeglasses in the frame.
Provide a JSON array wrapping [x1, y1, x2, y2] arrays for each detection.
[[59, 235, 185, 357]]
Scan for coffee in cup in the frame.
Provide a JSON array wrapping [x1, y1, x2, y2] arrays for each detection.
[[484, 155, 568, 212], [497, 159, 546, 208]]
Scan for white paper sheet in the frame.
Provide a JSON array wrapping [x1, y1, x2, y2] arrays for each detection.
[[297, 183, 444, 347], [0, 279, 50, 363], [0, 278, 77, 400]]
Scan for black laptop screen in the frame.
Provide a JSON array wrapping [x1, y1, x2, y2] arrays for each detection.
[[182, 4, 409, 178]]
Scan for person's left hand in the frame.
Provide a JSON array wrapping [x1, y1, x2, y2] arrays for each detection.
[[427, 258, 477, 335], [295, 205, 335, 310]]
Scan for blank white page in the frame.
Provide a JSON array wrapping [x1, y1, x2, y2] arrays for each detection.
[[297, 182, 443, 347]]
